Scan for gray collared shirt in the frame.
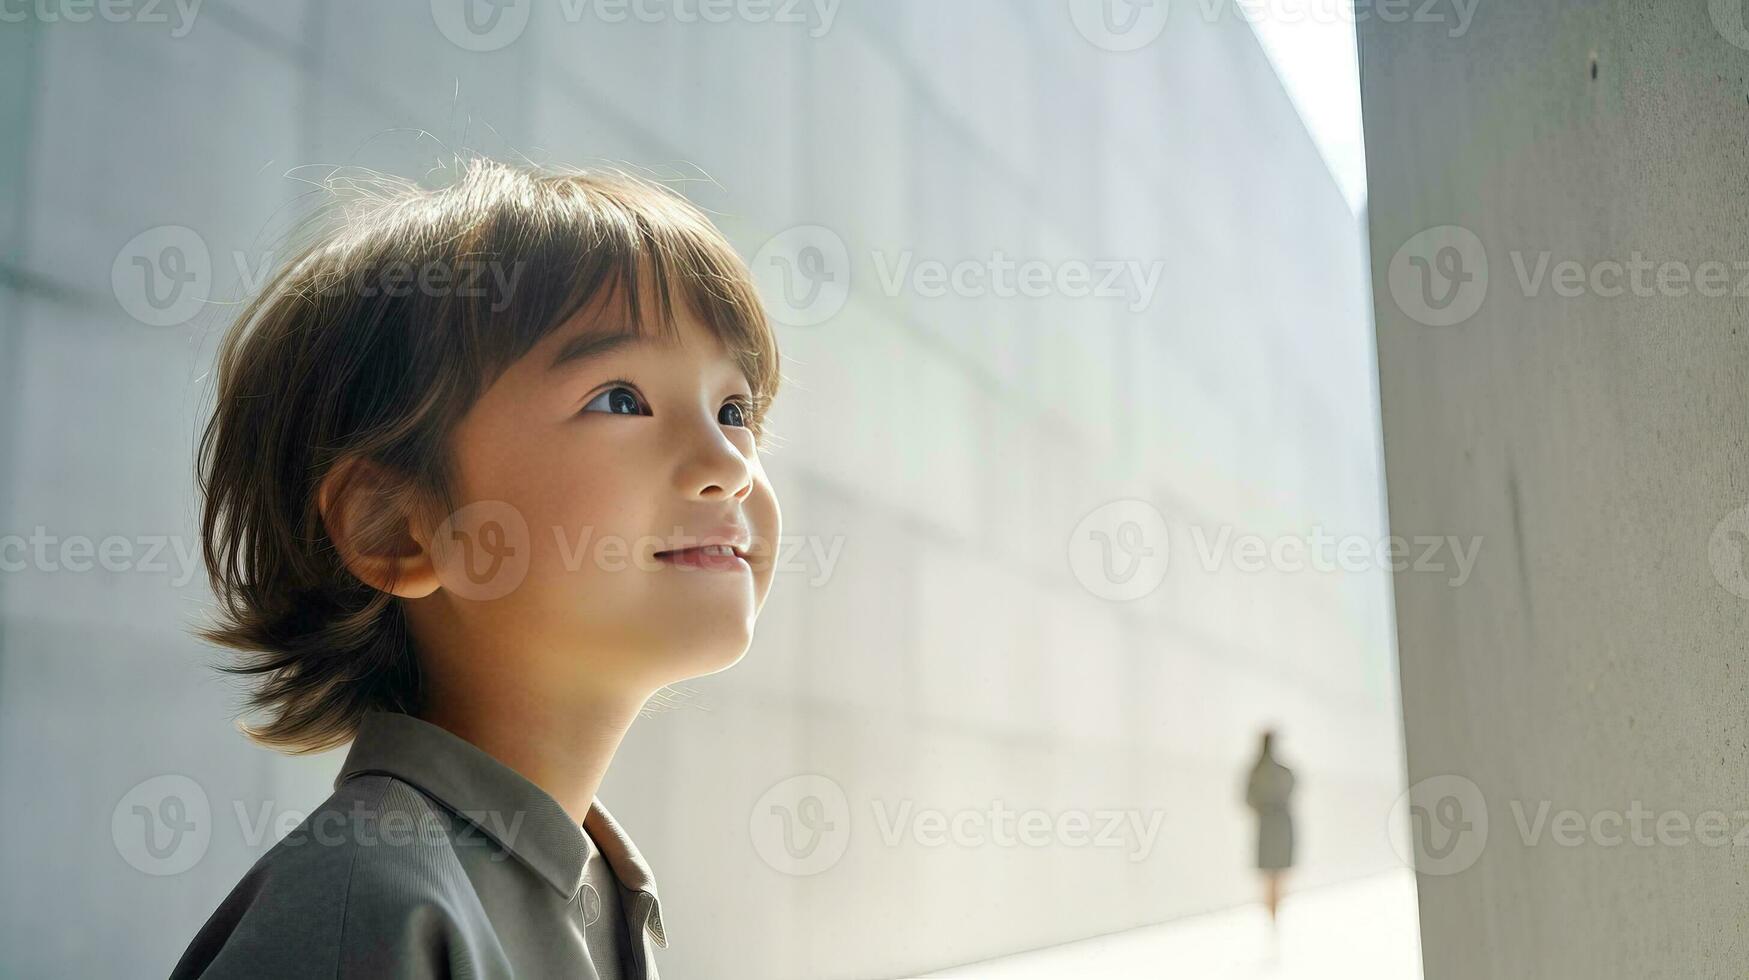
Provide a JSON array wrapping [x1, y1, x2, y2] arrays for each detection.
[[169, 710, 667, 979]]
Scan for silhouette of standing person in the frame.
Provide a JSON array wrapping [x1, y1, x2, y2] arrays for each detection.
[[1244, 729, 1296, 924]]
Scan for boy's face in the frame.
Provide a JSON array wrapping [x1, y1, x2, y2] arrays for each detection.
[[423, 289, 781, 695]]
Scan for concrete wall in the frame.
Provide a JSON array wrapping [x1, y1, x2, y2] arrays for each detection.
[[1360, 2, 1749, 977], [2, 2, 1400, 977]]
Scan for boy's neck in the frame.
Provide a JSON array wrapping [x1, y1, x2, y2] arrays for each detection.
[[415, 685, 649, 827]]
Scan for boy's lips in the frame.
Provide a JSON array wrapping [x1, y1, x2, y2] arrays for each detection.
[[653, 545, 749, 572], [652, 529, 752, 572]]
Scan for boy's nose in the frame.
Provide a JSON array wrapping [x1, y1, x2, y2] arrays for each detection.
[[672, 428, 754, 501]]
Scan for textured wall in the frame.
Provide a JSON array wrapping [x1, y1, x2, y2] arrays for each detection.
[[1360, 2, 1749, 977], [2, 2, 1398, 978]]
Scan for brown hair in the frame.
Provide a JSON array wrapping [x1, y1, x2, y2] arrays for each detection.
[[195, 157, 781, 754]]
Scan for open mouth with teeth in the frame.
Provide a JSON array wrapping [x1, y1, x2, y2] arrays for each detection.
[[652, 544, 749, 571]]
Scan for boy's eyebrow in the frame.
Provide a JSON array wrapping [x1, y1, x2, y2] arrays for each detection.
[[547, 327, 645, 373]]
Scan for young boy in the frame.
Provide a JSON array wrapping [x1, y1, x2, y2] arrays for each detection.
[[170, 158, 783, 979]]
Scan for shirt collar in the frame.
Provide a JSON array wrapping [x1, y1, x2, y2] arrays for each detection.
[[333, 710, 665, 946]]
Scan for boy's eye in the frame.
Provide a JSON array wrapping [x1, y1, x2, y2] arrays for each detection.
[[581, 385, 648, 416], [719, 400, 748, 428]]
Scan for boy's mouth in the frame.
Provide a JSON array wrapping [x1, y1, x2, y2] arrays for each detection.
[[653, 543, 749, 572]]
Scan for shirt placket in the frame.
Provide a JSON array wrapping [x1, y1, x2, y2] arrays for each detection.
[[619, 887, 665, 980], [570, 881, 606, 980]]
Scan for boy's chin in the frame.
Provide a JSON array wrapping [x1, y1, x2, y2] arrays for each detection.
[[681, 651, 751, 684], [675, 630, 752, 679], [654, 629, 755, 682]]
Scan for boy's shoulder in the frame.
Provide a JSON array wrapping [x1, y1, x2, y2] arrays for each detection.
[[168, 773, 510, 980]]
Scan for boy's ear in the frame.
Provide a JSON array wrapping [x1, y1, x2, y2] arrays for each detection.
[[316, 456, 442, 599]]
